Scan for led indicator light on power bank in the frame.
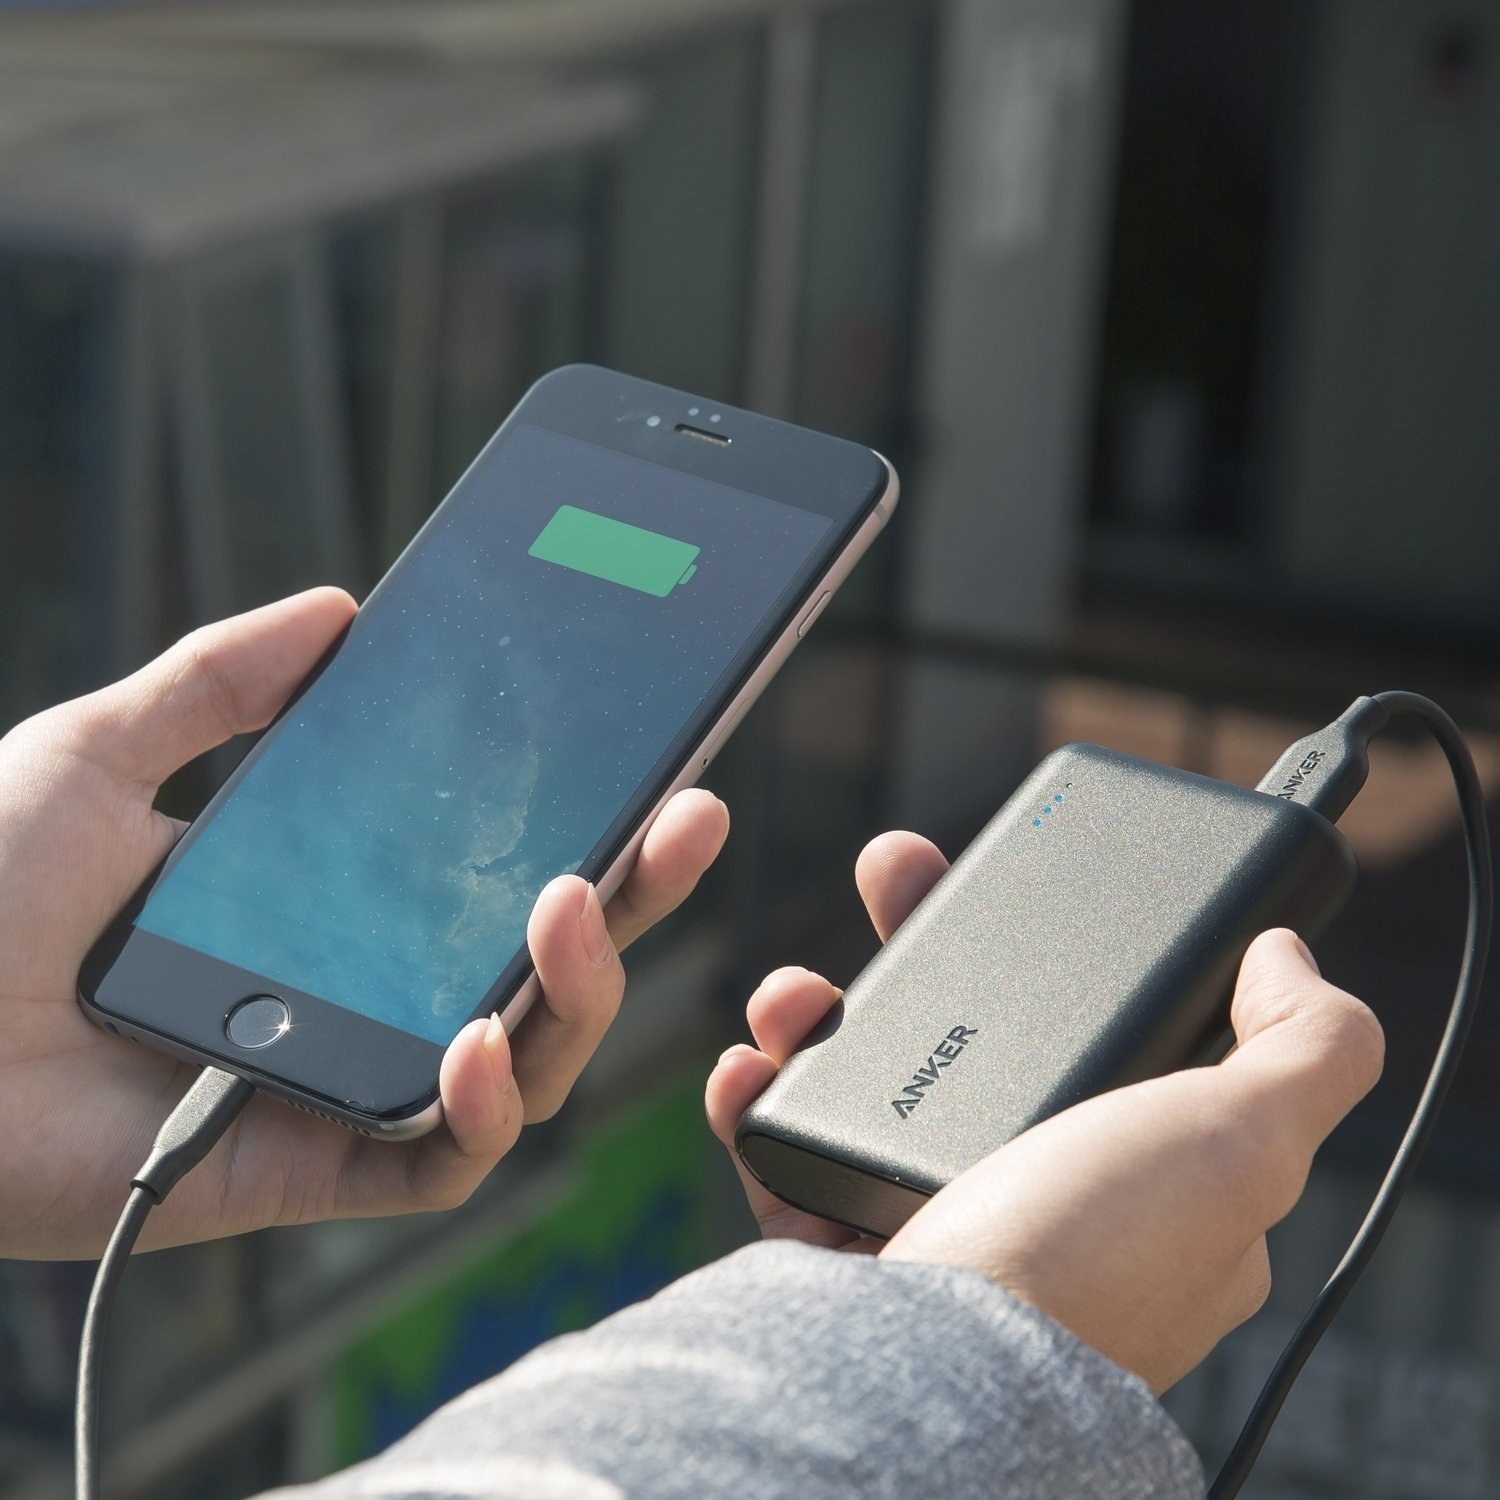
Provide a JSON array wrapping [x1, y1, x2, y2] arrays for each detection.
[[1034, 791, 1067, 826]]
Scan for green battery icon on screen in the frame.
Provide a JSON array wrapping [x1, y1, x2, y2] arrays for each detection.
[[529, 505, 699, 597]]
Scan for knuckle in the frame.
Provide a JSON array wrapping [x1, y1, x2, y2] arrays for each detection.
[[1, 703, 52, 749], [1234, 964, 1309, 1033], [549, 965, 623, 1033], [411, 1160, 477, 1213], [1234, 1244, 1273, 1324], [601, 964, 626, 1017], [0, 709, 55, 770], [1257, 1148, 1311, 1225], [1280, 982, 1386, 1116], [10, 701, 87, 758], [1321, 989, 1385, 1090], [0, 706, 109, 800], [1237, 957, 1385, 1106], [175, 628, 249, 739], [600, 987, 624, 1034], [435, 1174, 479, 1211], [1251, 1117, 1312, 1217], [399, 1136, 489, 1215], [1210, 1109, 1309, 1226], [759, 1202, 814, 1241], [524, 1092, 564, 1124]]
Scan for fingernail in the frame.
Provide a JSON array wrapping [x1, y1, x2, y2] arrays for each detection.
[[1293, 936, 1321, 975], [483, 1012, 514, 1093], [580, 883, 612, 967]]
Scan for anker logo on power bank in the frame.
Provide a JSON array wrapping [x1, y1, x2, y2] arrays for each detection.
[[891, 1026, 979, 1119], [1275, 749, 1327, 800]]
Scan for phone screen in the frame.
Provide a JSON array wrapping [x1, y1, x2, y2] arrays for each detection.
[[134, 422, 831, 1046]]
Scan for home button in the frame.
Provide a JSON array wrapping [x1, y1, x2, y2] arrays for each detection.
[[226, 995, 290, 1049]]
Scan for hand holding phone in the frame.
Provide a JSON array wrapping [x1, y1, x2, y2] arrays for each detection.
[[73, 366, 894, 1179], [0, 588, 729, 1258]]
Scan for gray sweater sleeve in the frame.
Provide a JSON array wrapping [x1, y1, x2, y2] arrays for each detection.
[[273, 1240, 1204, 1500]]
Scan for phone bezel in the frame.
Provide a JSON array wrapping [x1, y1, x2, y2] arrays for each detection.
[[78, 365, 896, 1135]]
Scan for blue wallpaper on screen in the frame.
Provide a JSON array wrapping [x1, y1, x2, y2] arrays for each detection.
[[138, 424, 828, 1043]]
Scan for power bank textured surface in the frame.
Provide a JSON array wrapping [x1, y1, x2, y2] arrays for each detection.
[[736, 745, 1357, 1238]]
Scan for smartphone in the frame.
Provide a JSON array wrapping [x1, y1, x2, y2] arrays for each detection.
[[78, 365, 898, 1138]]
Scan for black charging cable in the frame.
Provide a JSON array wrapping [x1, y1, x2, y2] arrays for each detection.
[[1209, 691, 1493, 1497], [75, 1066, 255, 1500]]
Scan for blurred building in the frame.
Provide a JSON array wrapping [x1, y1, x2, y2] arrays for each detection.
[[0, 1, 1497, 1497]]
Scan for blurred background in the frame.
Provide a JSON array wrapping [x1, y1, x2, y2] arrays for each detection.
[[1, 0, 1498, 1495]]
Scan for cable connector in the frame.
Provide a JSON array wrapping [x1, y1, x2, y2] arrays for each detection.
[[78, 1065, 255, 1500], [132, 1065, 255, 1203], [1255, 695, 1389, 822]]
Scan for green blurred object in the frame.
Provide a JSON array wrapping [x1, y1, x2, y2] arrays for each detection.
[[325, 1073, 728, 1472]]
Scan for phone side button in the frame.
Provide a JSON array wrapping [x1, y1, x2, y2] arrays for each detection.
[[796, 591, 832, 638]]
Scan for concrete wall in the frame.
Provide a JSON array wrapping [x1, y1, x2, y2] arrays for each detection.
[[1264, 0, 1500, 631], [892, 0, 1126, 830]]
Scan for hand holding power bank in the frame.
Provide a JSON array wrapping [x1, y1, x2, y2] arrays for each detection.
[[736, 744, 1357, 1239], [733, 695, 1490, 1500]]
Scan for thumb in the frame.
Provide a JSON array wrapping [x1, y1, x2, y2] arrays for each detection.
[[60, 589, 357, 789], [1222, 928, 1386, 1152]]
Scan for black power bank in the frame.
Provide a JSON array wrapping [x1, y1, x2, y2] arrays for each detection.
[[735, 744, 1357, 1239]]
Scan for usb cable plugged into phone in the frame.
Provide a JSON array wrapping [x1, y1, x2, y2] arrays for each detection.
[[76, 1066, 254, 1500]]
